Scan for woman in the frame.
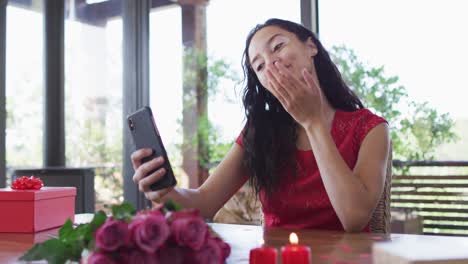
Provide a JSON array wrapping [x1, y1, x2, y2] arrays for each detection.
[[132, 18, 390, 232]]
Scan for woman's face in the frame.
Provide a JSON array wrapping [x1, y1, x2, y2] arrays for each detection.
[[248, 26, 318, 89]]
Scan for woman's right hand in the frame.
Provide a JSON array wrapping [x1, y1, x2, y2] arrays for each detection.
[[131, 148, 174, 203]]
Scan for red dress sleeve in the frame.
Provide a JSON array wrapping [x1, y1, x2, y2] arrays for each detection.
[[355, 109, 388, 147], [235, 131, 244, 148]]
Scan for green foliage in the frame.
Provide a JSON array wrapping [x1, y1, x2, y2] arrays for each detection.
[[19, 210, 109, 264], [180, 48, 240, 167], [5, 81, 43, 168], [196, 115, 233, 168], [209, 142, 232, 166], [110, 201, 136, 221], [183, 48, 239, 102], [20, 239, 70, 264], [330, 45, 457, 161], [19, 204, 132, 263], [164, 199, 184, 212], [65, 97, 124, 212]]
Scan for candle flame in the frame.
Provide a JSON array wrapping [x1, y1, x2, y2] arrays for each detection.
[[289, 232, 299, 244]]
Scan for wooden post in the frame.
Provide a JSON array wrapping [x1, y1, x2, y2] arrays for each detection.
[[180, 0, 209, 188]]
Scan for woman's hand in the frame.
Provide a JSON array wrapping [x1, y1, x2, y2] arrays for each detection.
[[266, 61, 325, 128], [131, 148, 174, 203]]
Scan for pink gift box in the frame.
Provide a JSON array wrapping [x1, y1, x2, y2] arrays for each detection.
[[0, 187, 76, 233]]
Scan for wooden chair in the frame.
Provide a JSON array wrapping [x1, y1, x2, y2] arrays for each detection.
[[213, 182, 263, 225], [369, 143, 393, 234]]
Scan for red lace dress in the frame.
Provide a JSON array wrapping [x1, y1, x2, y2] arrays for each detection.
[[235, 109, 387, 231]]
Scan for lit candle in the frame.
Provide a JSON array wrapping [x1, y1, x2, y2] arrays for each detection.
[[249, 239, 278, 264], [281, 232, 311, 264]]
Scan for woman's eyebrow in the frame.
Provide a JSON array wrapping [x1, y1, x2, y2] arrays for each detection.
[[251, 33, 283, 66]]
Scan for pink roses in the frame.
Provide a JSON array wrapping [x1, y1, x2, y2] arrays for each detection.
[[168, 209, 208, 250], [130, 211, 170, 253], [95, 218, 130, 251], [87, 208, 230, 264]]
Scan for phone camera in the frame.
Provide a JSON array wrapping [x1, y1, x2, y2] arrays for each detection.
[[128, 118, 135, 131]]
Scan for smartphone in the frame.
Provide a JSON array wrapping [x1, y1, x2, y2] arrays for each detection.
[[127, 106, 177, 191]]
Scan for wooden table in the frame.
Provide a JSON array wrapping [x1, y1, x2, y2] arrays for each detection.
[[217, 223, 389, 263], [216, 223, 468, 264], [2, 219, 468, 263]]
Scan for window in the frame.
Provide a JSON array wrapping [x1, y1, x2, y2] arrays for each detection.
[[65, 0, 123, 209], [5, 1, 44, 184], [319, 0, 468, 160]]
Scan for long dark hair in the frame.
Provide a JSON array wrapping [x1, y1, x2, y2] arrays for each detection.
[[241, 18, 364, 198]]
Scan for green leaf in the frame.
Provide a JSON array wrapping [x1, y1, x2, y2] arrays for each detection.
[[63, 240, 83, 261], [111, 202, 136, 221], [58, 219, 74, 241], [90, 210, 107, 229], [20, 203, 132, 264], [19, 243, 44, 261], [164, 200, 184, 212], [85, 210, 107, 242], [20, 239, 68, 264]]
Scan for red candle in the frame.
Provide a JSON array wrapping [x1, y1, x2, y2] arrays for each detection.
[[249, 244, 278, 264], [281, 232, 311, 264]]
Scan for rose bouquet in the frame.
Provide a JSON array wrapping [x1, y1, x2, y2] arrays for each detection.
[[20, 201, 230, 264]]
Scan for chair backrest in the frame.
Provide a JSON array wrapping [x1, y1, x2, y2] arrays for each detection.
[[369, 142, 393, 234]]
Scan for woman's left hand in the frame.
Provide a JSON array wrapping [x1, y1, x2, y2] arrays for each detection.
[[266, 61, 324, 128]]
